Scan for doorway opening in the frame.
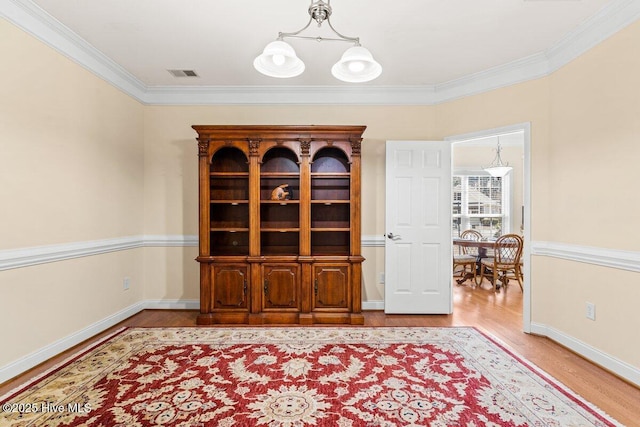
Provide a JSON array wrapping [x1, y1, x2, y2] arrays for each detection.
[[446, 124, 531, 333]]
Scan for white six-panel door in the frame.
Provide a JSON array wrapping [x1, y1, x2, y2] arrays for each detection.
[[385, 141, 452, 314]]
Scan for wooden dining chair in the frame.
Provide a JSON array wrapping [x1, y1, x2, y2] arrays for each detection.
[[453, 229, 482, 284], [479, 233, 523, 292]]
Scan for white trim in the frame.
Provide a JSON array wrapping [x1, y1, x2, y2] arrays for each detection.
[[0, 298, 383, 383], [0, 236, 144, 271], [362, 234, 385, 247], [1, 234, 381, 270], [2, 297, 637, 385], [144, 299, 199, 310], [446, 123, 532, 333], [2, 0, 638, 105], [530, 322, 640, 387], [143, 85, 439, 106], [143, 235, 199, 247], [0, 235, 199, 271], [4, 235, 638, 274], [1, 0, 146, 98], [362, 300, 385, 310], [531, 241, 640, 273], [0, 301, 146, 384]]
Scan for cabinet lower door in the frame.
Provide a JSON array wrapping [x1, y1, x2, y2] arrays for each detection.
[[313, 264, 350, 310], [211, 264, 249, 310], [262, 264, 300, 311]]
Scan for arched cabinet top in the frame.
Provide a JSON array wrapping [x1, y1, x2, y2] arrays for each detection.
[[192, 124, 366, 326], [261, 146, 300, 173], [210, 146, 249, 172], [311, 146, 350, 173], [192, 125, 365, 159]]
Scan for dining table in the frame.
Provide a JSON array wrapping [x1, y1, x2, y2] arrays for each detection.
[[452, 238, 496, 285]]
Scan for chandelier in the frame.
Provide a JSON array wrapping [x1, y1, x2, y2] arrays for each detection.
[[483, 139, 512, 177], [253, 0, 382, 83]]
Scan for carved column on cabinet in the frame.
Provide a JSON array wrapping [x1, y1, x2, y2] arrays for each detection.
[[192, 125, 366, 325]]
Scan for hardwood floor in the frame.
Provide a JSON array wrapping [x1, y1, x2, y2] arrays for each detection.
[[2, 280, 639, 425]]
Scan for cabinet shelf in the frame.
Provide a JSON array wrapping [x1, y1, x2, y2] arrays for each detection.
[[261, 172, 300, 177], [311, 200, 349, 204], [210, 200, 248, 204], [311, 172, 350, 177], [261, 200, 300, 204], [194, 125, 365, 326], [210, 172, 249, 177]]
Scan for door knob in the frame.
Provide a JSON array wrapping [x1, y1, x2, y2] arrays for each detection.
[[387, 233, 400, 239]]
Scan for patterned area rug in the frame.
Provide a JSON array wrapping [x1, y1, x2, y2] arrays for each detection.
[[1, 327, 621, 426]]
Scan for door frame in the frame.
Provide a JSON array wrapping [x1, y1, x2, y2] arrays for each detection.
[[445, 123, 532, 333]]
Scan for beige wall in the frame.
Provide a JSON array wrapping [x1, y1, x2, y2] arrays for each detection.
[[538, 20, 640, 362], [141, 105, 437, 303], [2, 17, 639, 376], [0, 20, 145, 367]]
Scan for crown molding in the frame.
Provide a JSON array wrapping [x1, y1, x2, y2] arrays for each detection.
[[2, 0, 639, 105], [1, 0, 147, 97], [142, 84, 439, 106]]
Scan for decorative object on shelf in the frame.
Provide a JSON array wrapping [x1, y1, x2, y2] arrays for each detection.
[[270, 184, 291, 200], [253, 0, 381, 83], [192, 125, 365, 326], [483, 138, 512, 177]]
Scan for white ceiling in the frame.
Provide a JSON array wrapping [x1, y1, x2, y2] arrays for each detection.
[[5, 0, 638, 103]]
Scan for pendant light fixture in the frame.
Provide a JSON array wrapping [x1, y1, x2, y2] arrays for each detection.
[[483, 139, 512, 177], [253, 0, 382, 83]]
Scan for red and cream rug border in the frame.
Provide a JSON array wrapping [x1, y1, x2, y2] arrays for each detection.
[[0, 326, 622, 426]]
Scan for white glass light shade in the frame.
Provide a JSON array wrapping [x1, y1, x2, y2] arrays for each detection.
[[331, 46, 382, 83], [253, 41, 305, 78], [484, 166, 512, 177]]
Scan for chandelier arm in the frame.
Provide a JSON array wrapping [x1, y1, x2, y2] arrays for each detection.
[[276, 6, 359, 45], [280, 33, 357, 44], [325, 17, 360, 45], [278, 17, 314, 40]]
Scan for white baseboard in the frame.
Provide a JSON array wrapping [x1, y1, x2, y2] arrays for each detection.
[[530, 322, 640, 387], [0, 298, 381, 383], [3, 300, 638, 389], [144, 299, 200, 310], [0, 301, 146, 384], [362, 300, 385, 310]]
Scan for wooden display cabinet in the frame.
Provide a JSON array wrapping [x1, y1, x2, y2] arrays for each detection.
[[193, 125, 365, 325]]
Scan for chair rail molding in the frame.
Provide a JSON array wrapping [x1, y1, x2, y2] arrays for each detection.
[[530, 241, 640, 273], [0, 235, 198, 271], [4, 236, 638, 272]]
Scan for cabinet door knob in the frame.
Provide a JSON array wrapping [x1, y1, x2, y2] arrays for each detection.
[[314, 279, 318, 295], [264, 280, 269, 295]]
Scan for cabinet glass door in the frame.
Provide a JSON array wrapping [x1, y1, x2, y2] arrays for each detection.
[[260, 147, 300, 255], [311, 147, 350, 255], [209, 147, 249, 256]]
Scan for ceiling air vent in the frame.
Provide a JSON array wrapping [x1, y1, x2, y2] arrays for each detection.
[[168, 69, 199, 78]]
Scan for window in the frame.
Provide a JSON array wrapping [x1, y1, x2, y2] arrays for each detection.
[[453, 173, 510, 239]]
